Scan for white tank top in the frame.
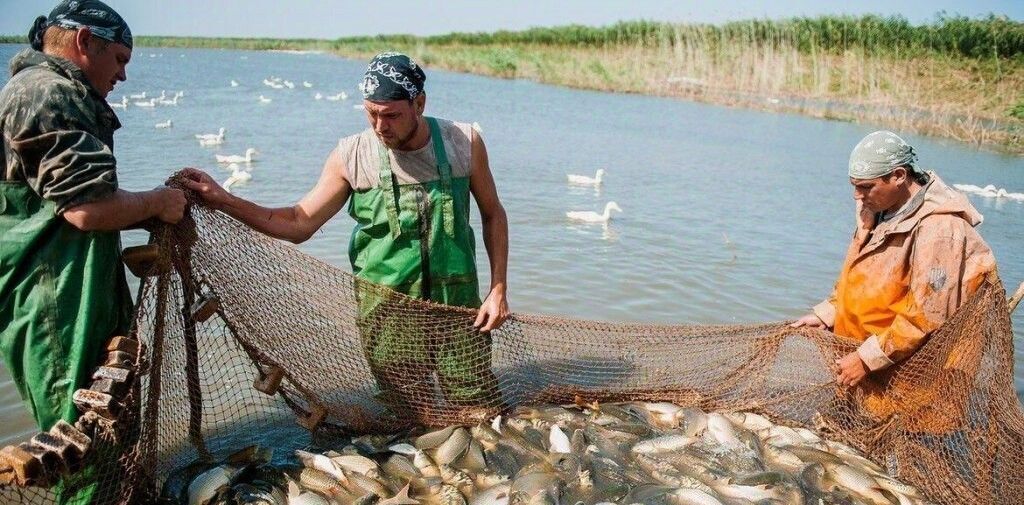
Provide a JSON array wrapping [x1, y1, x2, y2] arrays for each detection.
[[336, 117, 474, 191]]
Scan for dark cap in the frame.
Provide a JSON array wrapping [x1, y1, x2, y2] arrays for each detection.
[[29, 0, 133, 51]]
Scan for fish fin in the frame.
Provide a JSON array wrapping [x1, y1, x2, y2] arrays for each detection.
[[378, 484, 420, 505]]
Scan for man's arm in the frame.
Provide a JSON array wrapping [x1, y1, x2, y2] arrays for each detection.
[[467, 129, 509, 332], [181, 148, 352, 243], [63, 187, 186, 231]]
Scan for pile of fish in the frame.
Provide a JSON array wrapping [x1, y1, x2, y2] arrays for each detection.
[[163, 402, 930, 505]]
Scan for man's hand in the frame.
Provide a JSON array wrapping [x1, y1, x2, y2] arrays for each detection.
[[790, 313, 827, 329], [180, 168, 231, 210], [836, 351, 869, 387], [152, 187, 187, 224], [474, 286, 509, 332]]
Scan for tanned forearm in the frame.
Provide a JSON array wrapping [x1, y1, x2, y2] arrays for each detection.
[[63, 189, 167, 231], [217, 193, 312, 243], [480, 206, 509, 293]]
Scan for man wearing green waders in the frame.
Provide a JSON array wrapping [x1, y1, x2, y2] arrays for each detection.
[[183, 52, 510, 418], [0, 1, 187, 502]]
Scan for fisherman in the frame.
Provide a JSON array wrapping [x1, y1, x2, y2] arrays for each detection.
[[0, 0, 187, 501], [792, 130, 997, 422], [182, 52, 509, 417]]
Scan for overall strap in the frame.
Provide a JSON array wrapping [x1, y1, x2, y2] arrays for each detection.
[[375, 140, 402, 238], [426, 117, 455, 237]]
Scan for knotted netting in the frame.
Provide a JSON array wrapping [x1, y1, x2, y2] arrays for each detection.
[[2, 192, 1023, 505]]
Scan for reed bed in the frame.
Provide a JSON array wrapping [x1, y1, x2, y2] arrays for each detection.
[[2, 14, 1020, 152]]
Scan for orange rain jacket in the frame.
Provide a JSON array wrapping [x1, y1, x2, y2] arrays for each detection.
[[813, 172, 997, 372]]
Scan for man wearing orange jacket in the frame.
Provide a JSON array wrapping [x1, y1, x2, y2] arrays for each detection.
[[792, 130, 997, 393]]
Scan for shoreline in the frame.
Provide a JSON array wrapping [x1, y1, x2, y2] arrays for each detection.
[[3, 15, 1021, 154]]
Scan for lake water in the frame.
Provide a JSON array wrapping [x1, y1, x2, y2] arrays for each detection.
[[1, 44, 1022, 446]]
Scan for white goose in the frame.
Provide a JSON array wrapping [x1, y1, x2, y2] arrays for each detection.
[[154, 119, 172, 128], [108, 96, 128, 109], [283, 80, 295, 89], [567, 169, 605, 186], [258, 95, 272, 104], [302, 81, 313, 88], [198, 137, 224, 147], [222, 163, 252, 192], [216, 148, 258, 164], [134, 98, 156, 107], [314, 92, 323, 100], [195, 127, 226, 142], [158, 95, 179, 106], [230, 79, 239, 87], [566, 201, 622, 223]]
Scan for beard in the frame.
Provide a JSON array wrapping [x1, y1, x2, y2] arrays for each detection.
[[380, 118, 421, 150]]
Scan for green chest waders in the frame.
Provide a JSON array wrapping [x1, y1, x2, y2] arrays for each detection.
[[347, 117, 499, 409], [0, 182, 133, 504]]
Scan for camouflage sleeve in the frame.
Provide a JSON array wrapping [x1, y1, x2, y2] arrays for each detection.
[[5, 79, 118, 214]]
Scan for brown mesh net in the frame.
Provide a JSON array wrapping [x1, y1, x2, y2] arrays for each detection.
[[2, 197, 1023, 505]]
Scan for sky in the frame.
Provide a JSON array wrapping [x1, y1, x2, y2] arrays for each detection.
[[0, 0, 1021, 39]]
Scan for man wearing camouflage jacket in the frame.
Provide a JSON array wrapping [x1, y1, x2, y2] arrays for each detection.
[[0, 2, 185, 502]]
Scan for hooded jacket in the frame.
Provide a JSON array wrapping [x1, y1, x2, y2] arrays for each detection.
[[813, 172, 997, 371]]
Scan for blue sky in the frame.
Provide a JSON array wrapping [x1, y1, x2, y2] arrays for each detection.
[[1, 0, 1021, 39]]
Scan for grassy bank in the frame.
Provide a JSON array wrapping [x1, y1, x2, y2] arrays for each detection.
[[4, 14, 1022, 153]]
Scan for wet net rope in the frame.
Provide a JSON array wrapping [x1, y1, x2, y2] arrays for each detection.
[[2, 190, 1024, 504]]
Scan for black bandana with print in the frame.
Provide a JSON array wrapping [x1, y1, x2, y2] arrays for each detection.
[[359, 52, 426, 101]]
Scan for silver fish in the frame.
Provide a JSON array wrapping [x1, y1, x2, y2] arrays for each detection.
[[415, 426, 458, 450], [471, 423, 502, 451], [669, 488, 726, 505], [631, 434, 698, 454], [469, 482, 511, 505], [633, 453, 715, 495], [826, 463, 892, 505], [188, 465, 241, 505], [787, 446, 845, 467], [330, 454, 381, 479], [345, 470, 392, 499], [722, 412, 774, 433], [642, 402, 686, 429], [678, 408, 709, 437], [285, 466, 351, 501], [288, 492, 330, 505], [548, 425, 572, 454], [455, 439, 489, 473], [761, 442, 805, 471], [435, 428, 472, 465]]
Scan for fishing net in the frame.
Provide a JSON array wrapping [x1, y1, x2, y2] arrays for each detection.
[[2, 189, 1023, 505]]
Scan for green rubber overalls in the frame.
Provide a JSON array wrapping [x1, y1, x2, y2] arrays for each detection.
[[348, 117, 499, 407], [0, 182, 133, 503]]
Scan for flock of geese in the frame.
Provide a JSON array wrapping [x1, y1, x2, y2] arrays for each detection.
[[564, 168, 622, 224], [256, 76, 351, 106], [108, 74, 371, 194]]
